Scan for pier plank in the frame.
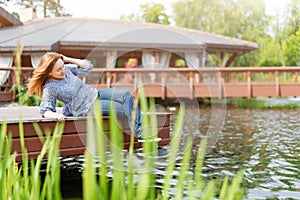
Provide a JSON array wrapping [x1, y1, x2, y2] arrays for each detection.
[[0, 107, 171, 161]]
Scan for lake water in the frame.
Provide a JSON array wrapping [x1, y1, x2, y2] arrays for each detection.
[[184, 105, 300, 199], [60, 104, 300, 199]]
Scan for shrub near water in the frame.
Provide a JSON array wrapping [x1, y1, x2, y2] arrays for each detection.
[[205, 98, 300, 109]]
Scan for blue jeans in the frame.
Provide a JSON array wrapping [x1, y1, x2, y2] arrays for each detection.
[[96, 88, 142, 138]]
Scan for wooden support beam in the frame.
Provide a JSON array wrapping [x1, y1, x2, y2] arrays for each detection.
[[224, 53, 239, 67]]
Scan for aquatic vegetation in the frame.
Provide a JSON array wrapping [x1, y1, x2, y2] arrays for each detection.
[[204, 97, 300, 109]]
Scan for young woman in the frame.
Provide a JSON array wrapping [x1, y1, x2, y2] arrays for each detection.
[[27, 52, 142, 138]]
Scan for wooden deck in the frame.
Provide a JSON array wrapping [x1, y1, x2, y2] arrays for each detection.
[[0, 107, 171, 161]]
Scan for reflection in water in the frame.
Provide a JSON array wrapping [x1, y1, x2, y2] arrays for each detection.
[[185, 106, 300, 199]]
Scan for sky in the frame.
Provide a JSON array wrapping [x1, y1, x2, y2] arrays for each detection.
[[59, 0, 287, 20], [59, 0, 176, 19], [2, 0, 287, 20]]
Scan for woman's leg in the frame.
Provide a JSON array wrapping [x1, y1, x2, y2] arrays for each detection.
[[98, 99, 125, 116], [97, 88, 142, 138]]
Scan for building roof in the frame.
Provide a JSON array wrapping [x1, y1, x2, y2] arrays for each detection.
[[0, 17, 258, 54], [0, 6, 22, 28]]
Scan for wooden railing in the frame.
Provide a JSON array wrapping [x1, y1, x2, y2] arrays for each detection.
[[86, 67, 300, 99], [1, 66, 300, 100]]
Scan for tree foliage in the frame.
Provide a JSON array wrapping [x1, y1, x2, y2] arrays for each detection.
[[173, 0, 270, 66], [266, 0, 300, 67], [173, 0, 268, 38], [3, 0, 70, 17], [172, 0, 300, 67], [0, 0, 9, 5], [121, 3, 170, 25], [141, 3, 170, 24], [284, 28, 300, 66], [284, 0, 300, 36]]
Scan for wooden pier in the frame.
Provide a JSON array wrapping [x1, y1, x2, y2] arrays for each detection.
[[0, 107, 171, 161]]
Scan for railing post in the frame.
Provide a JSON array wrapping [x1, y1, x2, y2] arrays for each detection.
[[134, 71, 138, 92], [247, 70, 251, 99], [269, 72, 272, 82], [10, 68, 16, 99], [107, 71, 111, 88], [162, 71, 166, 100], [243, 72, 247, 82], [275, 70, 279, 98], [218, 71, 223, 99], [189, 71, 194, 99]]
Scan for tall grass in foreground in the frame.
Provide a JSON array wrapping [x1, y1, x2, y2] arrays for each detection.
[[0, 121, 64, 199], [0, 95, 246, 199], [81, 87, 246, 200]]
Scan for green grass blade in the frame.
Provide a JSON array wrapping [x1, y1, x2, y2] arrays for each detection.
[[174, 138, 193, 200], [83, 113, 98, 199], [18, 120, 30, 195], [0, 122, 7, 156], [109, 103, 126, 200], [127, 89, 141, 199], [226, 170, 245, 200], [82, 150, 97, 199], [219, 175, 229, 200], [203, 181, 216, 200], [33, 122, 46, 144], [93, 99, 109, 199], [194, 138, 207, 191], [162, 103, 185, 200]]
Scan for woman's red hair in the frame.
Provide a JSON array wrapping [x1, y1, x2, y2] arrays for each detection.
[[27, 52, 61, 98]]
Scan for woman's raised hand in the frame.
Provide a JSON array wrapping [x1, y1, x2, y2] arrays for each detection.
[[44, 110, 66, 121]]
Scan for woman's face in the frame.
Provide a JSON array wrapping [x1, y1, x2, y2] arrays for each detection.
[[49, 58, 65, 80]]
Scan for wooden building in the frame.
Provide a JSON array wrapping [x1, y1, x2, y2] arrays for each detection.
[[0, 7, 259, 101]]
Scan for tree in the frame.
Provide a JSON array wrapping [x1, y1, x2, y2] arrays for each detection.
[[4, 0, 70, 18], [173, 0, 224, 34], [121, 3, 170, 25], [284, 28, 300, 66], [0, 0, 9, 5], [232, 0, 271, 66], [282, 0, 300, 66], [173, 0, 269, 66], [284, 0, 300, 36], [140, 3, 170, 24], [42, 0, 68, 17]]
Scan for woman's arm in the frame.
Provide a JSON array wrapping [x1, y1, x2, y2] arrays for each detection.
[[60, 55, 90, 69], [39, 87, 66, 121], [44, 110, 66, 121], [61, 54, 93, 76]]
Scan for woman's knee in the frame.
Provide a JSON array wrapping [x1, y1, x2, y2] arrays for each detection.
[[114, 88, 132, 99], [115, 88, 130, 95]]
